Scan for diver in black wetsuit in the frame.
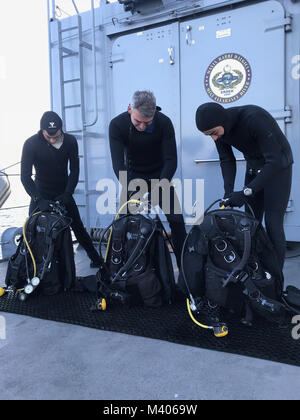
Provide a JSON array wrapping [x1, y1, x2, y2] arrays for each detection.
[[195, 102, 293, 271], [109, 90, 186, 268], [21, 111, 101, 267]]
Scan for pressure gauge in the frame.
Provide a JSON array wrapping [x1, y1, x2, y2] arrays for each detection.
[[31, 277, 40, 287], [24, 284, 34, 295]]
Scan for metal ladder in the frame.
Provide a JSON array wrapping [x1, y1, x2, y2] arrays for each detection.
[[49, 0, 98, 233]]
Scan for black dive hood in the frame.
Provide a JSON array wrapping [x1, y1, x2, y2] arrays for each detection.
[[195, 103, 230, 134]]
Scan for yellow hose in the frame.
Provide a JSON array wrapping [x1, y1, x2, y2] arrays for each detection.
[[0, 212, 42, 297], [22, 212, 41, 278], [186, 298, 211, 330], [186, 299, 228, 338]]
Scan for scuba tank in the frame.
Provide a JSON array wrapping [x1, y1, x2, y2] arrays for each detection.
[[179, 199, 300, 337], [3, 202, 75, 301], [91, 199, 176, 311]]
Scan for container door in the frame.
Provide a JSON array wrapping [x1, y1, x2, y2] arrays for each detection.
[[110, 23, 180, 151], [110, 22, 181, 217], [180, 0, 286, 216]]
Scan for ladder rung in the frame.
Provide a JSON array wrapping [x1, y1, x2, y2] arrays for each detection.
[[62, 53, 78, 59], [60, 26, 79, 33], [64, 104, 81, 109], [66, 131, 104, 139], [80, 41, 93, 51], [74, 190, 98, 195], [63, 78, 81, 84], [61, 47, 78, 55]]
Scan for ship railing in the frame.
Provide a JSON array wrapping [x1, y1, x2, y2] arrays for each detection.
[[0, 162, 84, 264], [0, 162, 28, 262]]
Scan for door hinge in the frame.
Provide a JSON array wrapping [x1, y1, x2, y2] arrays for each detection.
[[272, 107, 292, 124], [110, 53, 125, 68], [265, 15, 292, 32]]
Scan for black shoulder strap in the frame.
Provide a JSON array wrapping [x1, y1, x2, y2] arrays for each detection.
[[222, 218, 252, 287]]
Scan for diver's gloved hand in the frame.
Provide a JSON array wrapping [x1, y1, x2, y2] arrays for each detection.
[[37, 198, 55, 213], [219, 192, 232, 207], [222, 190, 247, 208], [55, 192, 72, 206]]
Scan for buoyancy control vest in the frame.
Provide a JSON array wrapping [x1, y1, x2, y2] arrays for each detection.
[[179, 201, 289, 325], [94, 211, 176, 309], [5, 207, 75, 299]]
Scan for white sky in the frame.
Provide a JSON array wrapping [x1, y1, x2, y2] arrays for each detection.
[[0, 0, 110, 170], [0, 1, 51, 168], [0, 0, 106, 169]]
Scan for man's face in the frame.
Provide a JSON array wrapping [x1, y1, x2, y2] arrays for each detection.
[[128, 106, 154, 132], [42, 129, 63, 144], [203, 126, 224, 142]]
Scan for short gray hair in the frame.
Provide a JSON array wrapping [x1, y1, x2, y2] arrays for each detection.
[[131, 91, 156, 118]]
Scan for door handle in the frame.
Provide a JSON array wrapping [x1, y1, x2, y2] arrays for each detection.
[[186, 25, 193, 45], [168, 47, 175, 65], [194, 158, 245, 164]]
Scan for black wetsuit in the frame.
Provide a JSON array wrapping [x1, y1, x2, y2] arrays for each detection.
[[215, 105, 293, 270], [109, 111, 178, 182], [109, 111, 186, 267], [21, 130, 100, 264]]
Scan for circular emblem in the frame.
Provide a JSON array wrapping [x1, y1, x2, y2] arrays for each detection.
[[204, 53, 252, 103]]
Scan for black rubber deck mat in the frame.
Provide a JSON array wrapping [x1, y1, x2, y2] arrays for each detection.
[[1, 290, 300, 367]]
